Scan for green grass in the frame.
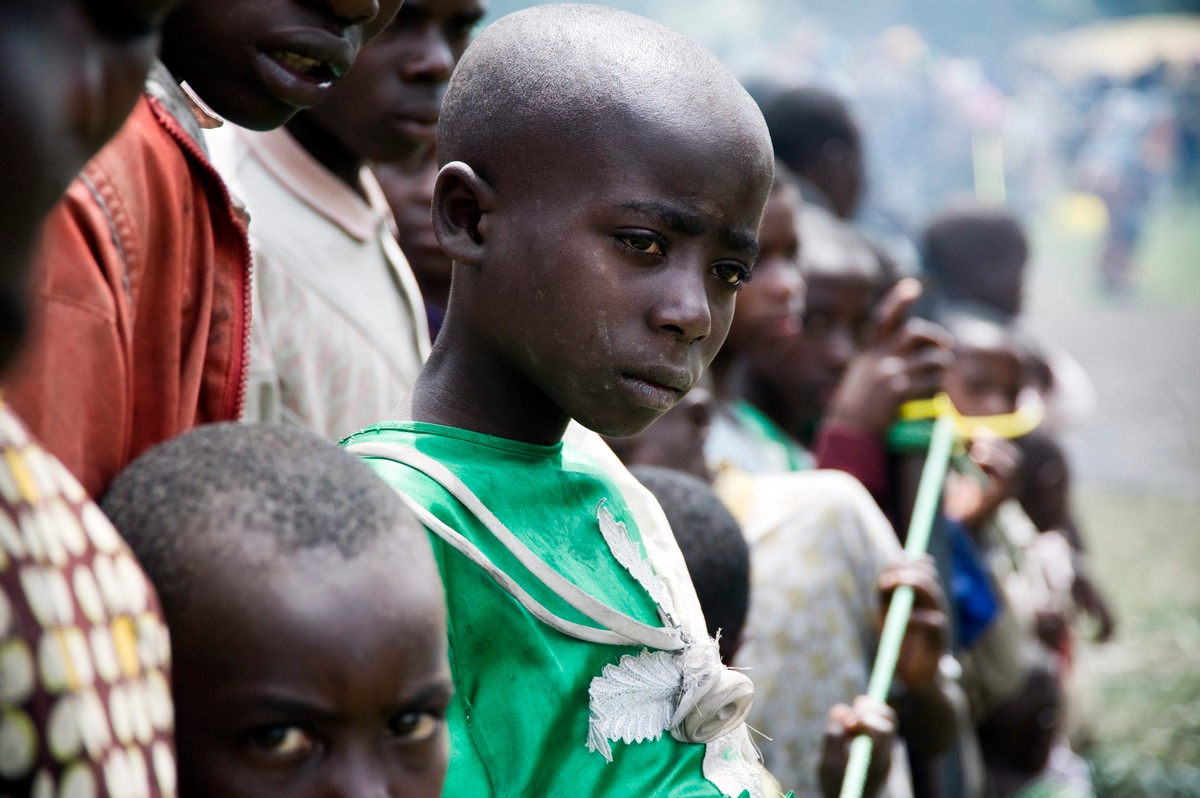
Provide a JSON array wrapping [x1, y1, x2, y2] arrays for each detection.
[[1138, 201, 1200, 307], [1074, 484, 1200, 793], [1028, 194, 1200, 792]]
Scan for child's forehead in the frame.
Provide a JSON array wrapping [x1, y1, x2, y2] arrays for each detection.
[[955, 337, 1022, 372], [802, 261, 877, 299], [191, 533, 440, 623], [494, 119, 771, 243], [439, 6, 773, 189], [799, 212, 875, 279]]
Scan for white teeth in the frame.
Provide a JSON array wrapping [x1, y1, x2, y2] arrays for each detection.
[[273, 50, 323, 75]]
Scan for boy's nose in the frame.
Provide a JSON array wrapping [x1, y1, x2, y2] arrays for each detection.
[[325, 755, 392, 798], [825, 327, 856, 371], [762, 260, 803, 304], [402, 24, 456, 84], [650, 274, 712, 343], [317, 0, 383, 26], [978, 393, 1013, 417]]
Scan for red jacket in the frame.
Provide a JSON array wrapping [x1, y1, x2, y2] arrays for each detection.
[[5, 77, 251, 498]]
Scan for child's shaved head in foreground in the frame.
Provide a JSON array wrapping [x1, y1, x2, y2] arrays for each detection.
[[104, 423, 429, 601], [103, 424, 451, 798]]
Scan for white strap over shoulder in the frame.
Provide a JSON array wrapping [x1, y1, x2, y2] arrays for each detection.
[[347, 441, 684, 652]]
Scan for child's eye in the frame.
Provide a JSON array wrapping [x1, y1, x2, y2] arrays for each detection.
[[447, 14, 484, 44], [713, 262, 753, 288], [615, 232, 666, 257], [803, 313, 831, 337], [247, 725, 318, 760], [390, 710, 442, 742], [88, 0, 173, 41]]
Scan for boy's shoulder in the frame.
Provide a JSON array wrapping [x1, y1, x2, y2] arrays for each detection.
[[342, 420, 622, 520]]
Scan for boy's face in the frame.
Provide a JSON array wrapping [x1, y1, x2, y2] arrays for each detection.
[[785, 267, 875, 412], [173, 537, 451, 798], [160, 0, 405, 131], [301, 0, 485, 165], [470, 121, 770, 439], [945, 342, 1023, 417], [377, 149, 450, 290], [0, 0, 175, 370], [723, 186, 805, 359]]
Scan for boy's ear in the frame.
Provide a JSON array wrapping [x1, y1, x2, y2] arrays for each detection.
[[432, 161, 496, 268]]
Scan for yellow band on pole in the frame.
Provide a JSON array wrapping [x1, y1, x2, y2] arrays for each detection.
[[897, 392, 1044, 441]]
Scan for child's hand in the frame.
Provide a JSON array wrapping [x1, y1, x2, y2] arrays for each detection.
[[1035, 607, 1070, 651], [825, 279, 953, 435], [945, 435, 1023, 534], [818, 696, 896, 798], [1071, 557, 1117, 642], [878, 557, 948, 691]]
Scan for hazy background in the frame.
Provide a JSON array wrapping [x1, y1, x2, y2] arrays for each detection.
[[478, 1, 1200, 793]]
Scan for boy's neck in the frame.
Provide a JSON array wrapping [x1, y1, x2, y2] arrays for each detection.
[[411, 320, 572, 446], [285, 114, 366, 199], [741, 370, 813, 443], [414, 274, 451, 313]]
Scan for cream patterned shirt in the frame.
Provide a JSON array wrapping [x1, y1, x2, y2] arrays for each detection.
[[713, 467, 905, 798], [205, 125, 430, 441]]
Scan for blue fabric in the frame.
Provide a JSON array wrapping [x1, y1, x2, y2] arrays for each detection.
[[948, 520, 1001, 648]]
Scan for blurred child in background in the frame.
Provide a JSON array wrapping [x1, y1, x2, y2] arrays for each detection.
[[211, 0, 485, 440]]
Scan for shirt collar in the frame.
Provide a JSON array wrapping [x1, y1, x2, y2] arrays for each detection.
[[144, 60, 225, 155], [240, 127, 389, 242]]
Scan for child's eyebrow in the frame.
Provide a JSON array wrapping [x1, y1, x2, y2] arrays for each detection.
[[243, 693, 345, 722], [619, 200, 760, 262]]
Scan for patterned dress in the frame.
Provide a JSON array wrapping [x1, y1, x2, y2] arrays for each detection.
[[0, 403, 175, 797], [714, 467, 904, 797]]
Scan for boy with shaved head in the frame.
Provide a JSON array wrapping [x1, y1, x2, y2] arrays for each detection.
[[103, 424, 452, 797], [345, 6, 897, 796]]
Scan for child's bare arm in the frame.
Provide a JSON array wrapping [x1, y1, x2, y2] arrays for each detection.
[[878, 558, 960, 757]]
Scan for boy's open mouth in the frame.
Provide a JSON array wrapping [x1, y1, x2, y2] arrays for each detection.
[[268, 50, 346, 86]]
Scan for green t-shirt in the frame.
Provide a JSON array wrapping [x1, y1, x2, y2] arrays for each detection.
[[345, 421, 732, 797], [728, 401, 814, 472]]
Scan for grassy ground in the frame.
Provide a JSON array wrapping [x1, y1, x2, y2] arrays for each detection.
[[1028, 194, 1200, 794], [1077, 485, 1200, 792]]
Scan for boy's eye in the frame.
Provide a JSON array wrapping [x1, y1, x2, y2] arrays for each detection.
[[964, 379, 992, 397], [713, 262, 753, 288], [447, 14, 483, 43], [248, 725, 318, 760], [616, 232, 666, 257], [88, 0, 175, 41], [390, 710, 442, 742], [802, 313, 831, 338]]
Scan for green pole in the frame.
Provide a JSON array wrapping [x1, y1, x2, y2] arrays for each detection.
[[838, 415, 958, 798]]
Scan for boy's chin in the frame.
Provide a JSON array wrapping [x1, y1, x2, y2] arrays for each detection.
[[578, 409, 668, 440]]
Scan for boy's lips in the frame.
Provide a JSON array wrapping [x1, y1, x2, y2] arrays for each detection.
[[619, 368, 693, 411], [767, 312, 802, 340], [392, 103, 443, 141], [254, 33, 355, 108]]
